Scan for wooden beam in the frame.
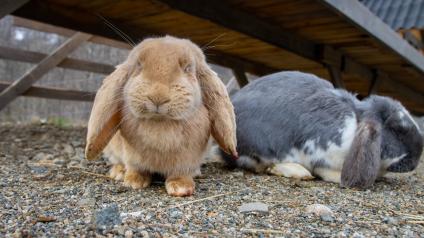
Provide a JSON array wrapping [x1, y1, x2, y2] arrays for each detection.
[[0, 32, 92, 110], [320, 45, 343, 70], [231, 68, 249, 88], [0, 46, 115, 75], [319, 0, 424, 74], [0, 0, 28, 19], [12, 16, 132, 50], [11, 8, 275, 77], [205, 50, 276, 76], [10, 0, 423, 113], [367, 71, 381, 96], [382, 75, 424, 106], [326, 64, 345, 89], [157, 0, 319, 61], [0, 82, 95, 101]]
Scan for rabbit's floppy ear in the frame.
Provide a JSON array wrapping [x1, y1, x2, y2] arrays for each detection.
[[85, 65, 129, 160], [341, 119, 381, 189], [196, 60, 238, 158]]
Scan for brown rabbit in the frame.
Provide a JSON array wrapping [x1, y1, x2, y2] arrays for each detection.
[[85, 36, 237, 196]]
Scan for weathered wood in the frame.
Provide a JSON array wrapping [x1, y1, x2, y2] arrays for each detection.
[[326, 64, 345, 89], [343, 57, 374, 81], [319, 0, 424, 73], [0, 82, 95, 101], [320, 45, 343, 69], [158, 0, 319, 61], [0, 32, 92, 110], [206, 51, 276, 76], [10, 0, 424, 114], [0, 0, 28, 19], [13, 16, 132, 50], [231, 68, 249, 87], [0, 46, 115, 75], [11, 13, 274, 76], [383, 75, 424, 106], [367, 71, 381, 96]]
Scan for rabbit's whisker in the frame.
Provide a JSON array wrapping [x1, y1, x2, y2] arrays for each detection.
[[96, 13, 136, 47]]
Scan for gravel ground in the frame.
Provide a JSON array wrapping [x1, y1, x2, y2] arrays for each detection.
[[0, 123, 423, 237]]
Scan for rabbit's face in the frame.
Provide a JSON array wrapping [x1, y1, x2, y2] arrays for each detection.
[[380, 104, 423, 172], [123, 37, 202, 120]]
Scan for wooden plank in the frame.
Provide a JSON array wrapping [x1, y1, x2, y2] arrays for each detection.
[[12, 9, 275, 77], [0, 46, 115, 75], [0, 82, 95, 101], [231, 68, 249, 87], [0, 32, 92, 110], [158, 0, 319, 61], [207, 50, 277, 76], [319, 0, 424, 74], [320, 45, 343, 69], [382, 75, 424, 106], [12, 16, 132, 50], [12, 16, 275, 75], [0, 0, 28, 19], [327, 64, 345, 89], [367, 71, 381, 95]]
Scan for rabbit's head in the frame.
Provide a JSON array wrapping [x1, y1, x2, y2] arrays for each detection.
[[341, 95, 423, 188], [123, 37, 204, 120], [85, 36, 237, 160], [373, 97, 424, 172]]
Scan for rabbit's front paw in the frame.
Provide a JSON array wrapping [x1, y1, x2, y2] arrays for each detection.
[[123, 170, 151, 189], [109, 164, 125, 181], [165, 176, 195, 197]]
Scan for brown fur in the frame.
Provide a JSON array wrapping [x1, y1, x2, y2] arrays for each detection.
[[85, 36, 237, 196]]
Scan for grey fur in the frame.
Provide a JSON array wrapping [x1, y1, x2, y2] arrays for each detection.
[[341, 119, 381, 188], [221, 71, 423, 188]]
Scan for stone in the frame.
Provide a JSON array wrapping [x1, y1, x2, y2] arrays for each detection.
[[383, 216, 399, 225], [238, 202, 269, 214], [53, 157, 67, 166], [78, 198, 95, 207], [33, 152, 53, 161], [62, 143, 75, 156], [125, 230, 133, 238], [94, 204, 122, 231], [305, 204, 335, 222]]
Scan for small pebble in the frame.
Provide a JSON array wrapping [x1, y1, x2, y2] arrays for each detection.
[[94, 204, 122, 230], [125, 230, 133, 238], [305, 204, 334, 221], [239, 202, 269, 214]]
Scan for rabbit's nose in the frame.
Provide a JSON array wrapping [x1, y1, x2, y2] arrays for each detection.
[[147, 96, 171, 107]]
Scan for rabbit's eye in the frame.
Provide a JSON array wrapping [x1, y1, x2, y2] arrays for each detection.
[[184, 64, 193, 73]]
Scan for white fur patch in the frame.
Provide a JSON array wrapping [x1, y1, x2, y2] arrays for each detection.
[[233, 115, 358, 176], [382, 154, 406, 169], [280, 115, 357, 172]]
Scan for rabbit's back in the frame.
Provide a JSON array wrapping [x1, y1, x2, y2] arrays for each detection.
[[231, 71, 358, 167]]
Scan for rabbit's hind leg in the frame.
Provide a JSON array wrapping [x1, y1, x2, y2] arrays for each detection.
[[267, 162, 315, 180]]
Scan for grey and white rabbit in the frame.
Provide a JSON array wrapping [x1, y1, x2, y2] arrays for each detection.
[[220, 71, 423, 188]]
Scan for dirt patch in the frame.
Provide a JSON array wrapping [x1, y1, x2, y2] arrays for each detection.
[[0, 124, 423, 237]]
